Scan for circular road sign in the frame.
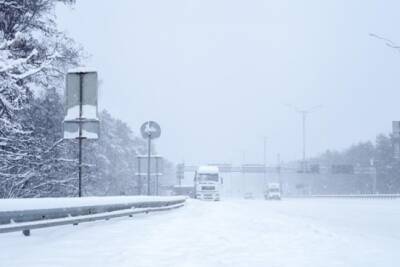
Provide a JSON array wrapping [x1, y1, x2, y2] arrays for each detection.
[[141, 121, 161, 139]]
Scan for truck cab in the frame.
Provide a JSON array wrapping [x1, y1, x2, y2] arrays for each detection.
[[264, 183, 281, 200], [194, 166, 222, 201]]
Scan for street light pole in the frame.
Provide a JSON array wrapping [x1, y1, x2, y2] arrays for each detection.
[[302, 111, 306, 172], [286, 104, 322, 173], [263, 137, 267, 182], [242, 150, 246, 194]]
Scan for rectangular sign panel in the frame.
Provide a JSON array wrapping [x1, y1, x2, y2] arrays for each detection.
[[63, 120, 100, 139], [65, 70, 98, 120], [136, 156, 164, 176]]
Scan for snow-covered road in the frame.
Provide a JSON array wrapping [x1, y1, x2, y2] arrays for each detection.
[[1, 198, 400, 267]]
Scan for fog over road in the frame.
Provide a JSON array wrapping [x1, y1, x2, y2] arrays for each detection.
[[1, 199, 399, 267]]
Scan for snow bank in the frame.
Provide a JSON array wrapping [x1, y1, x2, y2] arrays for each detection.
[[67, 66, 97, 73], [1, 198, 399, 267]]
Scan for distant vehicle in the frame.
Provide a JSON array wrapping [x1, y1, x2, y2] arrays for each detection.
[[264, 183, 281, 200], [194, 166, 222, 201], [244, 192, 254, 199]]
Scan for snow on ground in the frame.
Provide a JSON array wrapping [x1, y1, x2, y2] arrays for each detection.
[[1, 198, 400, 267], [0, 196, 185, 212]]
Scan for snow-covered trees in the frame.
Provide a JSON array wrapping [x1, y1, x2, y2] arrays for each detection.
[[0, 1, 172, 198], [374, 134, 400, 193], [0, 1, 149, 198], [0, 85, 154, 198], [0, 0, 79, 130], [313, 135, 400, 194], [0, 0, 81, 197]]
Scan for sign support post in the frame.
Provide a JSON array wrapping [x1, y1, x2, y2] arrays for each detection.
[[155, 157, 159, 195], [147, 135, 152, 195], [78, 73, 83, 197], [64, 68, 99, 198], [140, 121, 161, 196], [136, 155, 164, 195], [137, 158, 142, 194]]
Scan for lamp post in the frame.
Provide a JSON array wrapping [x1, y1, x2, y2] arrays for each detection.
[[286, 104, 322, 172]]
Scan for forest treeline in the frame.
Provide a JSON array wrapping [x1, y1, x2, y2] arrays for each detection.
[[311, 134, 400, 193]]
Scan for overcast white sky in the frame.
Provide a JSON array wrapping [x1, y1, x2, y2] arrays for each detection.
[[56, 0, 400, 166]]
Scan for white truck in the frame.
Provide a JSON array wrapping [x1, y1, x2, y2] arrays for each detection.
[[264, 182, 281, 200], [194, 166, 222, 201]]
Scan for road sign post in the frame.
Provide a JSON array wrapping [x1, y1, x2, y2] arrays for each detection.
[[176, 163, 185, 186], [64, 69, 99, 197], [136, 155, 163, 195], [137, 158, 142, 195], [147, 137, 151, 195], [140, 121, 161, 195], [155, 157, 159, 195]]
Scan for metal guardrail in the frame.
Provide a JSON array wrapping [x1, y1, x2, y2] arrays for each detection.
[[0, 197, 186, 236]]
